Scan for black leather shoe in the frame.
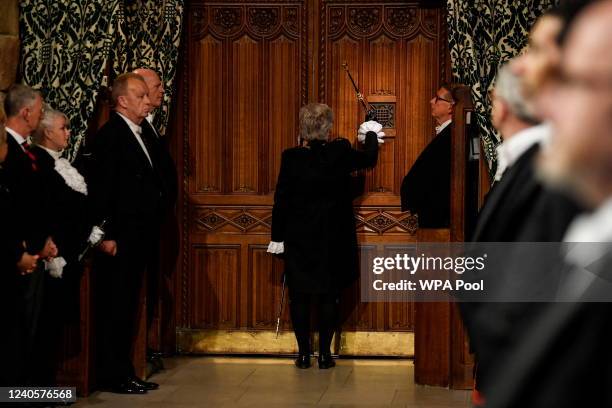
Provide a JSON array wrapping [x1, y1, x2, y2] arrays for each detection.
[[109, 378, 148, 394], [131, 376, 159, 390], [318, 353, 336, 369], [294, 353, 311, 369]]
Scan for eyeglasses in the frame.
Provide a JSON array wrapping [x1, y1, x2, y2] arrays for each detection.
[[433, 95, 453, 104]]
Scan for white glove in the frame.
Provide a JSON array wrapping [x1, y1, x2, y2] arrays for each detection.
[[358, 120, 383, 135], [88, 226, 105, 245], [267, 241, 285, 254], [45, 257, 67, 278], [358, 130, 386, 144]]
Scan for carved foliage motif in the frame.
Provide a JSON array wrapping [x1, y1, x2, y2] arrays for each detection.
[[191, 7, 208, 39], [248, 7, 280, 35], [348, 7, 381, 36], [194, 207, 418, 235], [329, 7, 344, 35], [422, 9, 438, 34], [212, 7, 242, 35], [386, 7, 418, 36], [283, 7, 299, 34], [326, 5, 433, 40], [194, 5, 301, 39]]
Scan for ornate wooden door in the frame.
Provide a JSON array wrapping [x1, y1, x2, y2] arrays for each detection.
[[176, 0, 450, 357]]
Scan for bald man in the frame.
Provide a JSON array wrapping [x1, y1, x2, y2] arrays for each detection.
[[482, 2, 612, 407]]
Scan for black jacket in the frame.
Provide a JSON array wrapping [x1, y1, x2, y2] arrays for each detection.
[[30, 146, 91, 266], [471, 144, 541, 242], [0, 170, 24, 283], [2, 131, 47, 253], [88, 112, 165, 243], [141, 118, 178, 214], [400, 125, 451, 228], [271, 132, 378, 294]]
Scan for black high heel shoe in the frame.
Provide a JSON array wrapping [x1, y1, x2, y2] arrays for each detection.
[[318, 353, 336, 369], [295, 353, 311, 369]]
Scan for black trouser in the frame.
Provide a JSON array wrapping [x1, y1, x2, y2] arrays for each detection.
[[289, 290, 339, 356], [95, 233, 155, 385]]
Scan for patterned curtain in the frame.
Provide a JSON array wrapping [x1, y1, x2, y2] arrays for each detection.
[[20, 1, 121, 161], [447, 0, 559, 175], [19, 0, 184, 160], [111, 0, 184, 136]]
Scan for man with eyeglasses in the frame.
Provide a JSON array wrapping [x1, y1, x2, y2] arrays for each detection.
[[400, 84, 455, 228]]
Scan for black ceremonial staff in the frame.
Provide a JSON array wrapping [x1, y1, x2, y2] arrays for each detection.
[[342, 62, 395, 139]]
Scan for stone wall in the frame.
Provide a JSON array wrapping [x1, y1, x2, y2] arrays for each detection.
[[0, 0, 20, 105]]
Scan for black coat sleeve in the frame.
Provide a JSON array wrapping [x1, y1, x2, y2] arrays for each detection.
[[271, 150, 292, 242], [88, 129, 120, 241], [347, 131, 379, 171]]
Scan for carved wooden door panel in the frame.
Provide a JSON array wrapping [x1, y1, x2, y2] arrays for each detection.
[[177, 0, 449, 356]]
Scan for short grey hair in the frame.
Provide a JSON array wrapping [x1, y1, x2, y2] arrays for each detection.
[[299, 103, 333, 141], [4, 84, 41, 117], [32, 106, 69, 145], [494, 64, 539, 124]]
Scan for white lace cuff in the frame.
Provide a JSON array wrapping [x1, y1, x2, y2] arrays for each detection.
[[88, 226, 105, 245], [358, 120, 383, 134], [267, 241, 285, 254], [45, 257, 67, 278]]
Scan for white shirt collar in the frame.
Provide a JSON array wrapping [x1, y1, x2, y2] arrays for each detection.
[[146, 113, 155, 124], [494, 123, 551, 181], [561, 199, 612, 287], [116, 112, 152, 166], [38, 145, 63, 161], [5, 127, 28, 146], [564, 198, 612, 243], [435, 119, 452, 135], [117, 112, 142, 135]]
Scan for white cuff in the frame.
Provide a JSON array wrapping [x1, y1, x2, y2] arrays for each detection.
[[45, 257, 67, 278], [267, 241, 285, 254], [358, 120, 383, 134], [88, 226, 105, 245]]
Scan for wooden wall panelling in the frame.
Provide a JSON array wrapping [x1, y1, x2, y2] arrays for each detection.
[[190, 245, 240, 329], [179, 0, 458, 359], [249, 245, 291, 330]]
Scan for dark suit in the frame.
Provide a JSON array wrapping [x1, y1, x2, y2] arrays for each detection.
[[400, 125, 451, 228], [484, 259, 612, 408], [2, 131, 49, 386], [140, 118, 178, 350], [459, 140, 584, 400], [0, 169, 28, 386], [88, 112, 164, 385], [3, 133, 47, 252]]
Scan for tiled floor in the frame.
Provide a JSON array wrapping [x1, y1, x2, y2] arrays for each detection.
[[74, 357, 472, 407]]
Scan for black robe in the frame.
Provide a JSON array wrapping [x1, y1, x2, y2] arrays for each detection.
[[271, 133, 378, 294], [459, 141, 585, 398], [87, 112, 165, 384], [0, 169, 28, 386], [400, 125, 451, 228]]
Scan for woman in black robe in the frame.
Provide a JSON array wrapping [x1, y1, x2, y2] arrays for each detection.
[[30, 107, 94, 385], [268, 103, 380, 368]]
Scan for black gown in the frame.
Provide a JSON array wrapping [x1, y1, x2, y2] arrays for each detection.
[[30, 146, 91, 385], [400, 125, 451, 228], [0, 169, 28, 386], [271, 132, 379, 294]]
